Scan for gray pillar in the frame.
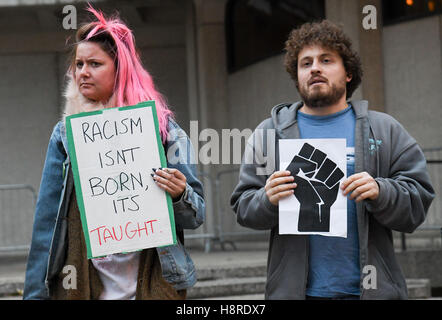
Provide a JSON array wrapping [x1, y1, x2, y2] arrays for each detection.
[[185, 0, 230, 249], [326, 0, 385, 112], [357, 0, 385, 112], [192, 0, 229, 131]]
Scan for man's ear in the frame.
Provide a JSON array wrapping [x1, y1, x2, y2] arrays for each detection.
[[346, 73, 353, 83]]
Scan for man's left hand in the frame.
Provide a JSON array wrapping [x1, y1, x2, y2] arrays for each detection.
[[340, 171, 379, 202]]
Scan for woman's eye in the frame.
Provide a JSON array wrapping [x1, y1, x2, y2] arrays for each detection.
[[91, 62, 101, 67], [76, 62, 83, 68]]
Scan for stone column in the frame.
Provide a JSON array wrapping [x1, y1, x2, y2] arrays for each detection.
[[326, 0, 385, 112], [185, 0, 229, 250], [358, 0, 385, 112], [191, 0, 229, 130]]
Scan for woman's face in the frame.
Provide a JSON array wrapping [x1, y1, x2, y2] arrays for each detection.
[[74, 41, 116, 104]]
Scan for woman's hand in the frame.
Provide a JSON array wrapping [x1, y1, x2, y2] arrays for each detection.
[[151, 168, 187, 201]]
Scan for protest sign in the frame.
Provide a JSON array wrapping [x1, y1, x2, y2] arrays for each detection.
[[66, 101, 176, 258], [279, 139, 347, 237]]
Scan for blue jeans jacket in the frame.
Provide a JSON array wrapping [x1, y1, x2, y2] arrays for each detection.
[[23, 118, 205, 299]]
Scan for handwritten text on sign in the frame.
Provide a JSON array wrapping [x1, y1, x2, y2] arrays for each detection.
[[67, 104, 175, 258]]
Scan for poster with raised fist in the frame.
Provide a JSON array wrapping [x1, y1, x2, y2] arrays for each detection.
[[279, 139, 347, 237]]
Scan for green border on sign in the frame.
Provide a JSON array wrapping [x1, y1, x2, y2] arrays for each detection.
[[65, 101, 177, 259]]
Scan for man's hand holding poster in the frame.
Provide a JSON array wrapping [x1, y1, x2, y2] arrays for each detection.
[[279, 139, 347, 237], [66, 101, 176, 259]]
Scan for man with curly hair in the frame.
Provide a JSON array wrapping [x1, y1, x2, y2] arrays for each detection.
[[231, 20, 434, 299]]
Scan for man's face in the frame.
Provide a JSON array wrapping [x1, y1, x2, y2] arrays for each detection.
[[297, 45, 352, 108]]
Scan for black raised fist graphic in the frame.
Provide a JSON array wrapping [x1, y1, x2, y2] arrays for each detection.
[[286, 143, 344, 232]]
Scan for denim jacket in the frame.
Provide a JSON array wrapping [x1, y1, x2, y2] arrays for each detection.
[[23, 118, 205, 299]]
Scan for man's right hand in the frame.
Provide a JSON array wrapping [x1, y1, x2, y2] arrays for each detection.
[[265, 170, 297, 205]]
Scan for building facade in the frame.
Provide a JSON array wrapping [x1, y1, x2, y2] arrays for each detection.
[[0, 0, 440, 250]]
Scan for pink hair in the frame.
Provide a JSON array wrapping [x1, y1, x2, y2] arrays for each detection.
[[81, 4, 173, 142]]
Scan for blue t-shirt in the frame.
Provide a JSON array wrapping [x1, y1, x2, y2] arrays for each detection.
[[297, 106, 360, 297]]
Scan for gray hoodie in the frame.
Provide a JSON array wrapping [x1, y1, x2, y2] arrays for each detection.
[[230, 100, 435, 299]]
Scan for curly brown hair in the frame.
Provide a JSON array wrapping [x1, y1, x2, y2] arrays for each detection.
[[284, 20, 363, 99]]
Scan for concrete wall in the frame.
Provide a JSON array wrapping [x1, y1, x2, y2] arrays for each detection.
[[397, 249, 442, 288], [140, 46, 190, 133], [382, 15, 442, 237], [383, 15, 442, 149], [0, 53, 61, 189], [227, 54, 299, 130]]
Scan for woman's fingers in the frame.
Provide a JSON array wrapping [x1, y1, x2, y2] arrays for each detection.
[[151, 168, 186, 199]]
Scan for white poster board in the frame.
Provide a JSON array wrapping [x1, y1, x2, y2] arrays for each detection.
[[66, 101, 176, 258], [279, 139, 347, 237]]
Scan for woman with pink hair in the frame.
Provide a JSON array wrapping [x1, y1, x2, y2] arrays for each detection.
[[23, 5, 205, 300]]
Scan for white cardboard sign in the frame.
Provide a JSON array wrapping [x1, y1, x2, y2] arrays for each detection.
[[66, 101, 176, 258], [279, 139, 347, 237]]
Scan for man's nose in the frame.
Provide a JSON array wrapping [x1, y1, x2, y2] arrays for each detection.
[[310, 59, 321, 74]]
